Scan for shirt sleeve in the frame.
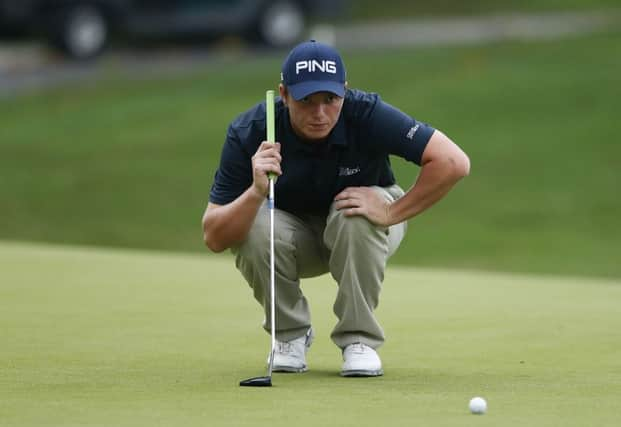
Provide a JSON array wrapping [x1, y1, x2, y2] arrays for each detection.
[[369, 98, 435, 165], [208, 124, 253, 205]]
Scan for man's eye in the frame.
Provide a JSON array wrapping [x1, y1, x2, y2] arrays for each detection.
[[326, 95, 339, 104], [301, 97, 310, 103]]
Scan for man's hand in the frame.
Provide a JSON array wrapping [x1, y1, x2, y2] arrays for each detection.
[[334, 186, 392, 227], [251, 141, 281, 196]]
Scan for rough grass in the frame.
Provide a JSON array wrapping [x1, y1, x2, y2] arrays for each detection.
[[348, 0, 621, 20], [1, 32, 620, 277]]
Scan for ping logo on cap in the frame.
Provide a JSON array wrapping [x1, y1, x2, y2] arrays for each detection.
[[282, 40, 346, 100], [295, 60, 337, 75]]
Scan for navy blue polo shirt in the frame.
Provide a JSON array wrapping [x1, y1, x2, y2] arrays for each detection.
[[209, 89, 435, 216]]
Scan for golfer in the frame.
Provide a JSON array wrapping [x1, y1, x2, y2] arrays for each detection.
[[202, 40, 470, 377]]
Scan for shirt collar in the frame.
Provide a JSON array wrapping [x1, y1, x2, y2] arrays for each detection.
[[326, 113, 347, 147]]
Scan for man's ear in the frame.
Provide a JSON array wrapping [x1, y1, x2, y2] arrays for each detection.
[[279, 83, 287, 107]]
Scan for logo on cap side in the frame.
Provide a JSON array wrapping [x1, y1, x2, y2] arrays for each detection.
[[295, 60, 337, 75]]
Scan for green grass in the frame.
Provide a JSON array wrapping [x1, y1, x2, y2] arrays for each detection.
[[1, 32, 621, 278], [348, 0, 621, 20], [1, 241, 620, 426]]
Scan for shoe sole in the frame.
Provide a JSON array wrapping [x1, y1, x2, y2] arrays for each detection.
[[273, 365, 308, 373], [340, 369, 384, 377]]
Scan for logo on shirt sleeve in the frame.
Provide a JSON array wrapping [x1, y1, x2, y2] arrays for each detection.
[[406, 124, 420, 140]]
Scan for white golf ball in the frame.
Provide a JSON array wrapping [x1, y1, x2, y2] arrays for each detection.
[[469, 397, 487, 414]]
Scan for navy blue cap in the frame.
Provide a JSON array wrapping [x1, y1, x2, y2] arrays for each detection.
[[281, 40, 346, 101]]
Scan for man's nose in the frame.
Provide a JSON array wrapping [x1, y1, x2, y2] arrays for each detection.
[[311, 102, 325, 118]]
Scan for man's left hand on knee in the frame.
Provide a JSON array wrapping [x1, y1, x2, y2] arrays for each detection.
[[333, 186, 393, 227]]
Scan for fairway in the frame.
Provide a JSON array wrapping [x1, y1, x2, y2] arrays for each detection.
[[1, 241, 620, 426]]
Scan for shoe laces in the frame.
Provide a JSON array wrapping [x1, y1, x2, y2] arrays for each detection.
[[275, 328, 313, 355], [276, 340, 296, 355], [347, 343, 368, 354]]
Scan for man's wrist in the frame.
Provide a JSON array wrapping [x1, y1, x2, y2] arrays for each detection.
[[385, 201, 394, 226], [247, 184, 267, 202]]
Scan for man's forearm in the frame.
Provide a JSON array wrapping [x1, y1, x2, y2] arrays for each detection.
[[388, 156, 469, 225], [202, 187, 266, 252]]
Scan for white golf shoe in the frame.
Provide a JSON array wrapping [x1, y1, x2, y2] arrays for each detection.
[[268, 328, 314, 373], [341, 343, 384, 377]]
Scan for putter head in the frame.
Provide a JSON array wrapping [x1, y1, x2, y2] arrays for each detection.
[[240, 349, 275, 387], [239, 376, 272, 387]]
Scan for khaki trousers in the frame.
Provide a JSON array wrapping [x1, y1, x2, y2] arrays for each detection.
[[232, 185, 406, 349]]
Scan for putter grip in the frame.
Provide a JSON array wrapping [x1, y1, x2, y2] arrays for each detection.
[[266, 90, 276, 180]]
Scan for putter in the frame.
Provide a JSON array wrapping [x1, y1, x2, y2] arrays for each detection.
[[240, 90, 277, 387]]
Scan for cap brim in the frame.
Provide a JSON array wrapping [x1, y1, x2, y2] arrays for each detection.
[[288, 81, 346, 101]]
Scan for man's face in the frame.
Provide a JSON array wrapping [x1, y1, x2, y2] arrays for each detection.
[[280, 85, 345, 142]]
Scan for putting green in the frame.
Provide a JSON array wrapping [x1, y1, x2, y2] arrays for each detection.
[[1, 241, 620, 426]]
